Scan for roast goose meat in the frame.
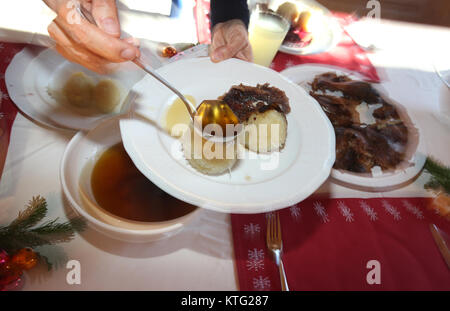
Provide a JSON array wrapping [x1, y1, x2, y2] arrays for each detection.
[[311, 72, 382, 103], [219, 83, 291, 122], [310, 72, 409, 173], [310, 93, 360, 127]]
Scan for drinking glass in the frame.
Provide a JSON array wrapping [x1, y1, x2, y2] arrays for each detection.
[[248, 10, 290, 67]]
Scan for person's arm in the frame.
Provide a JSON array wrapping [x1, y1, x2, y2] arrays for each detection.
[[210, 0, 249, 29], [209, 0, 253, 63]]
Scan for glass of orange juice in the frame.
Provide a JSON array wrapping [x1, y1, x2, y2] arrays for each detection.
[[248, 10, 290, 67]]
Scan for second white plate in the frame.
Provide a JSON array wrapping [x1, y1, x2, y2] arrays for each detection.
[[281, 64, 427, 191]]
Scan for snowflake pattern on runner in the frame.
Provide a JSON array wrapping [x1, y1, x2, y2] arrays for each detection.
[[284, 59, 296, 69], [246, 248, 265, 272], [253, 276, 271, 290], [0, 43, 4, 51], [289, 205, 301, 220], [313, 201, 330, 223], [402, 200, 424, 219], [243, 223, 261, 237], [359, 200, 378, 221], [381, 200, 401, 220], [1, 92, 9, 101], [337, 201, 355, 222], [248, 248, 265, 261]]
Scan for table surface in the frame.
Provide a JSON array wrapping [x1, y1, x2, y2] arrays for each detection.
[[0, 18, 449, 290]]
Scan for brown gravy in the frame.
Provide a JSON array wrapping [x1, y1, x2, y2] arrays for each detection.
[[91, 143, 197, 222]]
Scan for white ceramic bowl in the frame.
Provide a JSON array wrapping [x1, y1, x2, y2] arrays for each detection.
[[60, 115, 201, 243]]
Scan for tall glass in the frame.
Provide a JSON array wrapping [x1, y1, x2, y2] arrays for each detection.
[[248, 10, 290, 67]]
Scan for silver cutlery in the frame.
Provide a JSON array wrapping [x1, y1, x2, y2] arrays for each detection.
[[266, 212, 289, 291], [77, 4, 241, 142], [429, 223, 450, 269]]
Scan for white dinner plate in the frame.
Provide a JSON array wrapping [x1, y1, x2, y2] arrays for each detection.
[[268, 0, 342, 55], [281, 64, 427, 191], [120, 57, 335, 213], [6, 46, 144, 130]]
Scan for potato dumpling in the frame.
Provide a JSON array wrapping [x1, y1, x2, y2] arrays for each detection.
[[276, 2, 299, 25], [93, 79, 121, 113], [63, 72, 95, 108], [242, 110, 287, 153], [181, 125, 238, 175], [295, 11, 312, 31]]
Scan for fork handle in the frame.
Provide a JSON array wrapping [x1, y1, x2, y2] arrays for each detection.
[[278, 260, 289, 291]]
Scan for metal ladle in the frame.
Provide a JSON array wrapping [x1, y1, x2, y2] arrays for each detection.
[[77, 4, 241, 142]]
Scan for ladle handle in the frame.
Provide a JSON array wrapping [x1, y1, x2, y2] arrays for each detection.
[[132, 58, 197, 118], [76, 2, 197, 119]]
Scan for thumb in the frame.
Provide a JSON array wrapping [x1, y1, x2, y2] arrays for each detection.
[[92, 0, 121, 37]]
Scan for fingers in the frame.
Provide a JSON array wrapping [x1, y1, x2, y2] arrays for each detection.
[[91, 0, 120, 37], [54, 7, 139, 63], [235, 44, 253, 63], [48, 21, 110, 74], [210, 20, 252, 63], [211, 32, 247, 62]]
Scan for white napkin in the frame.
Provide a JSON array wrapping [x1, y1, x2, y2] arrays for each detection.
[[0, 0, 56, 46], [0, 0, 196, 46], [118, 0, 172, 16]]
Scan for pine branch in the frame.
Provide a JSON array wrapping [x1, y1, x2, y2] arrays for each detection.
[[0, 231, 50, 252], [30, 217, 86, 244], [0, 197, 86, 265], [2, 196, 47, 231], [0, 217, 86, 253], [424, 157, 450, 194]]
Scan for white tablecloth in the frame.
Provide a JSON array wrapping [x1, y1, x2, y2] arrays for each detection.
[[0, 18, 449, 290]]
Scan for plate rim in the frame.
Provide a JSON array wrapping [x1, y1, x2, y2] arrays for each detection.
[[5, 46, 75, 131]]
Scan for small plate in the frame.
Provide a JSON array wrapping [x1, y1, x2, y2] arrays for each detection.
[[120, 57, 335, 213], [268, 0, 342, 55], [281, 64, 427, 191], [6, 46, 144, 130]]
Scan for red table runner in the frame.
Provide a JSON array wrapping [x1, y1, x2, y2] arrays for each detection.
[[231, 197, 450, 291], [0, 43, 24, 180]]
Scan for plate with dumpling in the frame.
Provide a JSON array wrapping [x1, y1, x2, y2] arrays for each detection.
[[120, 57, 335, 213], [6, 46, 144, 130]]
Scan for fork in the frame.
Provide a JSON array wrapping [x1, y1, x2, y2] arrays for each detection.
[[266, 212, 289, 291]]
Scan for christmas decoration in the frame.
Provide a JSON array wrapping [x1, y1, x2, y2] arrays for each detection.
[[0, 196, 85, 290], [424, 157, 450, 220]]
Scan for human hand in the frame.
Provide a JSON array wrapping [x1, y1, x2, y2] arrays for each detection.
[[43, 0, 140, 73], [210, 19, 253, 63]]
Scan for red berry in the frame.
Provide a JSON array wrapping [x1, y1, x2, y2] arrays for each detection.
[[11, 248, 38, 270]]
